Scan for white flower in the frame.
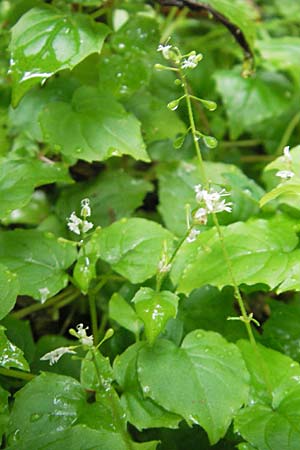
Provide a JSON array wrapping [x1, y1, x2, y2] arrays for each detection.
[[158, 254, 171, 273], [276, 170, 294, 179], [40, 347, 76, 366], [76, 323, 94, 347], [181, 53, 202, 69], [157, 43, 172, 59], [39, 287, 50, 304], [80, 198, 91, 218], [283, 146, 292, 163], [194, 185, 232, 214], [81, 220, 93, 233], [67, 212, 82, 235], [186, 228, 201, 243], [194, 207, 208, 225], [67, 212, 93, 235]]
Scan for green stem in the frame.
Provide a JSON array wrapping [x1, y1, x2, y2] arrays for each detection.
[[0, 367, 35, 381], [160, 7, 189, 43], [88, 293, 99, 346], [220, 139, 263, 148], [11, 287, 78, 320], [276, 111, 300, 156], [180, 68, 208, 184], [181, 69, 274, 397], [180, 70, 256, 340]]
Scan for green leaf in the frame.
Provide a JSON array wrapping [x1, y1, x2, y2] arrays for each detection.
[[109, 293, 143, 336], [114, 343, 181, 430], [0, 385, 9, 446], [214, 70, 293, 139], [40, 86, 149, 163], [178, 286, 247, 342], [171, 217, 298, 294], [126, 90, 186, 143], [6, 425, 158, 450], [274, 0, 300, 18], [158, 160, 264, 236], [99, 53, 152, 100], [73, 255, 96, 295], [0, 157, 72, 218], [0, 264, 19, 320], [90, 218, 175, 284], [56, 169, 152, 228], [194, 0, 257, 53], [0, 230, 77, 299], [1, 190, 50, 226], [133, 287, 179, 344], [1, 316, 35, 365], [262, 299, 300, 362], [0, 326, 29, 371], [257, 38, 300, 76], [81, 349, 113, 393], [235, 341, 300, 450], [138, 331, 249, 444], [110, 15, 159, 56], [6, 372, 101, 446], [10, 6, 110, 105]]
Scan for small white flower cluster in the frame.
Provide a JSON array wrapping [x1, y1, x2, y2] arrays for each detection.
[[193, 184, 232, 225], [186, 228, 201, 243], [276, 146, 294, 180], [181, 52, 203, 70], [76, 323, 94, 347], [67, 198, 93, 235], [157, 44, 202, 70], [158, 253, 171, 274], [40, 346, 76, 366], [157, 43, 172, 59], [38, 287, 50, 304]]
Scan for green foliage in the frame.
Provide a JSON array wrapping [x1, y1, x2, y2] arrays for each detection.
[[1, 0, 300, 448]]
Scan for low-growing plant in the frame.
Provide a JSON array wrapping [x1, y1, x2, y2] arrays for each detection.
[[1, 0, 300, 449]]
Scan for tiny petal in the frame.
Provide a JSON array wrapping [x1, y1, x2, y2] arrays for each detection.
[[80, 198, 91, 217], [157, 44, 172, 59], [82, 220, 93, 233], [41, 347, 76, 366], [76, 323, 94, 347], [67, 212, 82, 235], [194, 208, 208, 225], [283, 146, 292, 163], [39, 287, 50, 304], [186, 228, 201, 243], [276, 170, 294, 179]]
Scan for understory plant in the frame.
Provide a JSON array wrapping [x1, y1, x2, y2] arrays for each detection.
[[1, 0, 300, 449]]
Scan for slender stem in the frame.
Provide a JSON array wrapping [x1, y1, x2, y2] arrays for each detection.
[[180, 68, 208, 184], [160, 7, 189, 43], [11, 287, 77, 320], [180, 70, 256, 342], [220, 139, 263, 148], [276, 111, 300, 156], [88, 293, 99, 346], [0, 367, 35, 381]]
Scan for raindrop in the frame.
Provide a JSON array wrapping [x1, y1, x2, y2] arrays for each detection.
[[142, 385, 150, 394], [30, 413, 41, 423], [118, 43, 125, 50], [167, 99, 180, 111], [203, 135, 218, 149]]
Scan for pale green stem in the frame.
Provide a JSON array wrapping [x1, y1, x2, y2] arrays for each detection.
[[276, 111, 300, 156], [11, 287, 78, 320], [181, 69, 273, 397], [88, 292, 99, 345], [0, 367, 35, 381], [160, 7, 189, 43]]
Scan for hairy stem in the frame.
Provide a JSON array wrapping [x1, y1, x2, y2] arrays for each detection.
[[11, 287, 78, 320], [0, 367, 35, 381]]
